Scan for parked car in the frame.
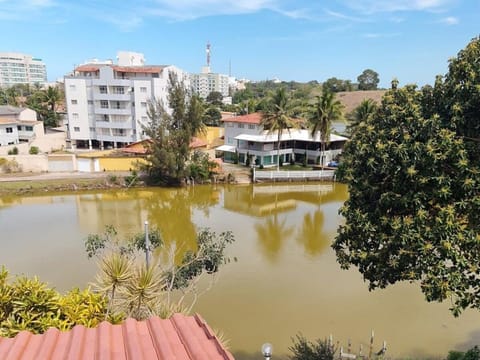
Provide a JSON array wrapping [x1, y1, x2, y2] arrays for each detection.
[[327, 161, 339, 167]]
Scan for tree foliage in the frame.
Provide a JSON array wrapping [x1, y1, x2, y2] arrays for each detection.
[[334, 36, 480, 316], [85, 226, 234, 320], [0, 266, 118, 338], [260, 87, 300, 169], [322, 77, 353, 93], [308, 91, 344, 166], [140, 72, 206, 186], [347, 98, 378, 135], [357, 69, 380, 90]]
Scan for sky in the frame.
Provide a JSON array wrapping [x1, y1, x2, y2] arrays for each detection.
[[0, 0, 478, 88]]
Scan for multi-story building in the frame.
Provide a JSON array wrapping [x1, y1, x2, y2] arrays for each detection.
[[64, 52, 189, 150], [217, 113, 348, 167], [0, 52, 47, 87], [190, 68, 230, 99]]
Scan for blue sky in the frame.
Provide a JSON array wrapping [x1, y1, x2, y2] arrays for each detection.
[[0, 0, 478, 88]]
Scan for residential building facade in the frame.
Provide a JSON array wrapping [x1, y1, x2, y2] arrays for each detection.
[[0, 52, 47, 87], [190, 69, 230, 99], [0, 105, 43, 146], [217, 113, 348, 167], [64, 52, 189, 150]]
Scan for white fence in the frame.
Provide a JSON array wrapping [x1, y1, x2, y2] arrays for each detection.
[[253, 169, 335, 182]]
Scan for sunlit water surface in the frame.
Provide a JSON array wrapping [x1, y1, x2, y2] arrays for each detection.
[[1, 183, 479, 359]]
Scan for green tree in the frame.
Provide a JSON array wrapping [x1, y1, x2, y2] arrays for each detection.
[[357, 69, 380, 90], [308, 91, 344, 167], [141, 72, 205, 186], [347, 98, 377, 135], [333, 82, 479, 315], [203, 106, 222, 126], [260, 87, 299, 170], [322, 77, 353, 93], [85, 226, 234, 319], [206, 91, 223, 106]]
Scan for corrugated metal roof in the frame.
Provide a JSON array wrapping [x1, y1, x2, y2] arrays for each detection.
[[0, 314, 234, 360]]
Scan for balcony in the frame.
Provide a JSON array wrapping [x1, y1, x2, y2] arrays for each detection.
[[95, 120, 133, 129], [96, 133, 134, 142], [95, 108, 132, 116], [93, 93, 131, 101]]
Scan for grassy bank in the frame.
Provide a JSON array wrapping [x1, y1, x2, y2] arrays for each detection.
[[0, 177, 131, 196]]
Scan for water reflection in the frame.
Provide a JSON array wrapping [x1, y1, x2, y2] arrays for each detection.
[[2, 183, 480, 359], [296, 210, 330, 257]]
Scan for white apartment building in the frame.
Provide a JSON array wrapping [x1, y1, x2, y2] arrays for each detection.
[[64, 52, 189, 150], [0, 52, 47, 87], [190, 66, 230, 100]]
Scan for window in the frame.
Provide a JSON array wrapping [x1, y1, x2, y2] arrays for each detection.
[[100, 100, 108, 108], [113, 86, 124, 94], [99, 86, 107, 94], [72, 113, 79, 120], [238, 124, 244, 128], [140, 87, 147, 93], [6, 127, 13, 133], [71, 99, 78, 105], [88, 100, 93, 105], [89, 127, 95, 132], [227, 122, 234, 127], [26, 126, 33, 131], [74, 127, 80, 132], [17, 126, 22, 131], [69, 84, 76, 91], [248, 124, 256, 130], [141, 102, 147, 108]]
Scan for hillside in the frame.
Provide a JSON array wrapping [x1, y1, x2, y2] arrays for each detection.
[[336, 90, 386, 114]]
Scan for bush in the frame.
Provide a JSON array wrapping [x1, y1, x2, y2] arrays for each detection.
[[7, 146, 18, 155], [1, 158, 21, 173], [448, 346, 480, 360], [0, 266, 118, 338], [29, 146, 39, 155], [289, 334, 337, 360]]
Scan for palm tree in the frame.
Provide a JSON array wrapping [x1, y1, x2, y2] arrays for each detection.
[[308, 91, 343, 168], [348, 98, 377, 135], [260, 87, 298, 170]]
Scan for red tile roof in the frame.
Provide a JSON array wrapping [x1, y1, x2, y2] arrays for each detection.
[[190, 137, 208, 149], [75, 65, 166, 74], [222, 113, 262, 124], [0, 314, 234, 360]]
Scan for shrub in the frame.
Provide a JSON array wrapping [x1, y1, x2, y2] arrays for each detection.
[[1, 158, 21, 173], [289, 334, 337, 360], [448, 346, 480, 360], [0, 266, 117, 338], [7, 146, 18, 155], [29, 146, 39, 155]]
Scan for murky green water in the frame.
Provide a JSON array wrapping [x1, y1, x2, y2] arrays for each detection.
[[1, 183, 480, 359]]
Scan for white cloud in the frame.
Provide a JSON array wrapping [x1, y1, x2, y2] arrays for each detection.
[[341, 0, 455, 14], [324, 9, 371, 22], [143, 0, 295, 20], [440, 16, 459, 25]]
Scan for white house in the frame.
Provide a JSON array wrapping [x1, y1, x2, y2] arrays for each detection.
[[0, 106, 44, 146], [64, 51, 189, 150], [216, 112, 348, 167]]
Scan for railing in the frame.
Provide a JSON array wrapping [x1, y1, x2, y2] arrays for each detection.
[[253, 169, 335, 182]]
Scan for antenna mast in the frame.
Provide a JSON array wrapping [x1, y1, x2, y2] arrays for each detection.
[[206, 42, 211, 68]]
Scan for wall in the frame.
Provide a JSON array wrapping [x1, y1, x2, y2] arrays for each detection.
[[98, 157, 145, 171]]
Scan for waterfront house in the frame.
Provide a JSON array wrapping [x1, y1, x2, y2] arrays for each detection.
[[216, 112, 348, 167], [0, 105, 44, 146]]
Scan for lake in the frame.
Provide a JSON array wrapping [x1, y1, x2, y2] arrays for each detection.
[[1, 183, 479, 359]]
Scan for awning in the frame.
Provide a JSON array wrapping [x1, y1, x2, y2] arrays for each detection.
[[215, 144, 236, 152]]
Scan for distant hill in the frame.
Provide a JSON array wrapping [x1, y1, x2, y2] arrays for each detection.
[[336, 90, 386, 114]]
